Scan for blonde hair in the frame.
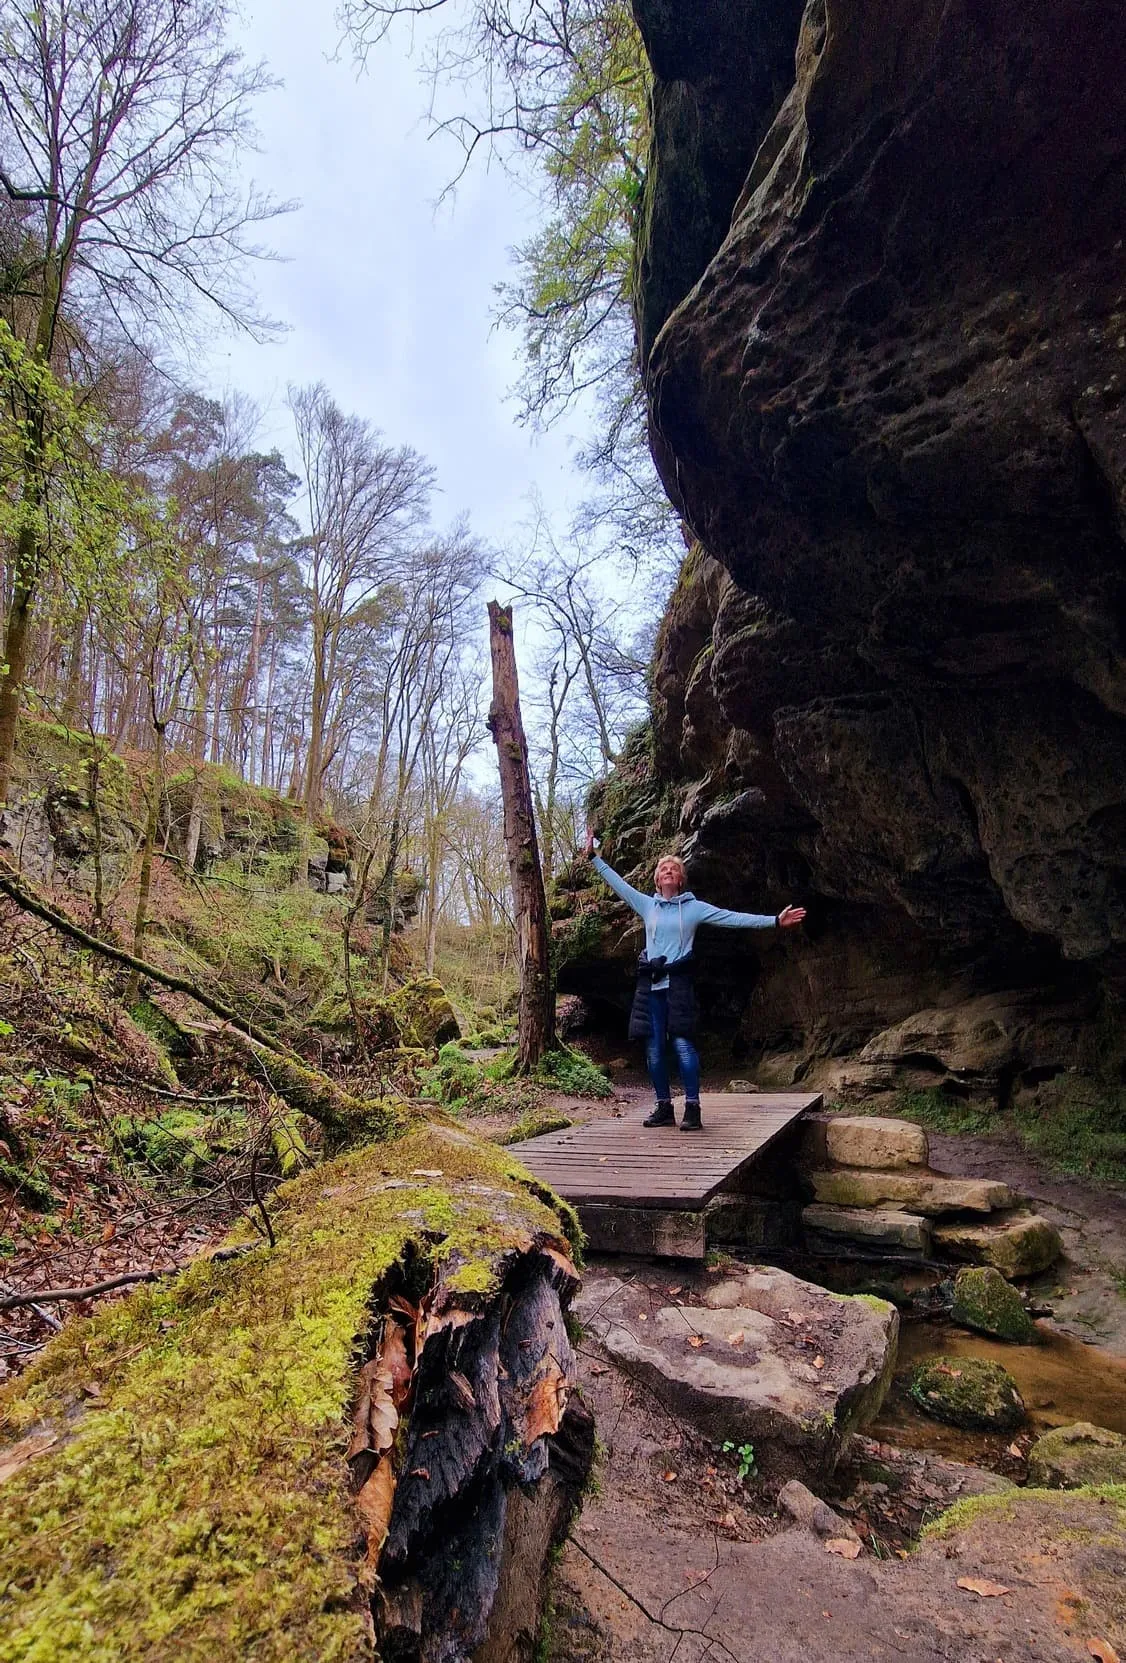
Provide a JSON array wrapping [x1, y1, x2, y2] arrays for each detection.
[[653, 853, 687, 891]]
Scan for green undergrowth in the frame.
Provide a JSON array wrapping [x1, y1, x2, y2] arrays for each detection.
[[0, 1122, 576, 1662], [421, 1042, 610, 1118]]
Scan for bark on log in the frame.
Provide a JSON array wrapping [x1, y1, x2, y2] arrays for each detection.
[[0, 1125, 590, 1662], [486, 602, 555, 1071]]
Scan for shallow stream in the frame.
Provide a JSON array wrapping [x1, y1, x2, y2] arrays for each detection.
[[872, 1316, 1126, 1466]]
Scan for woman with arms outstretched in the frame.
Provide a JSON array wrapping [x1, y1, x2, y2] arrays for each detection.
[[586, 832, 805, 1130]]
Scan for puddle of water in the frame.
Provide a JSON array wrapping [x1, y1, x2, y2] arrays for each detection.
[[872, 1317, 1126, 1464]]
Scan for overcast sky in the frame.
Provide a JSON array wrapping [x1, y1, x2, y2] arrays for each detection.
[[203, 0, 589, 551]]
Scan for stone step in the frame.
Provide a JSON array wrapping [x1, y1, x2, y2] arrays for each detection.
[[807, 1167, 1013, 1216], [933, 1210, 1062, 1278], [800, 1113, 929, 1172], [802, 1203, 933, 1255]]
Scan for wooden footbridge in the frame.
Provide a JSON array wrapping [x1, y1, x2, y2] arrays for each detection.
[[511, 1092, 821, 1258]]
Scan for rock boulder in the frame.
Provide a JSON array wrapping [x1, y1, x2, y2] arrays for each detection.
[[1027, 1422, 1126, 1490], [578, 1265, 898, 1481]]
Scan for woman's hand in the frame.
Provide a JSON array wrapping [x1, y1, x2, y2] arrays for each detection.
[[777, 904, 806, 928], [584, 828, 596, 859]]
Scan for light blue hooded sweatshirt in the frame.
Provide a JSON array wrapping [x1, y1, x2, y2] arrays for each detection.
[[590, 855, 776, 989]]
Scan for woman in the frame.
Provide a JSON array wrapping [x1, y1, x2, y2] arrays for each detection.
[[586, 832, 805, 1130]]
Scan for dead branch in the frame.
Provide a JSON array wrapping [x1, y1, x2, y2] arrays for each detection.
[[0, 1246, 253, 1312]]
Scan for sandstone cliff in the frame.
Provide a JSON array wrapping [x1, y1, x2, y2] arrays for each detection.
[[576, 0, 1126, 1097]]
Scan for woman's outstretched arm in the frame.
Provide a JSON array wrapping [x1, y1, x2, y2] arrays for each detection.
[[585, 831, 650, 916], [694, 900, 807, 930]]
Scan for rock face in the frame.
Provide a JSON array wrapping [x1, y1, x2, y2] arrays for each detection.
[[614, 0, 1126, 1077], [577, 1264, 898, 1480]]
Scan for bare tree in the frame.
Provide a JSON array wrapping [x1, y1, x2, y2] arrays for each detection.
[[0, 0, 288, 807], [289, 384, 433, 818]]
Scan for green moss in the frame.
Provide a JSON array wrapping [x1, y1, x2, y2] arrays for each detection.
[[0, 1156, 53, 1212], [1027, 1423, 1126, 1490], [0, 1124, 575, 1661], [922, 1484, 1126, 1540], [909, 1356, 1025, 1432], [388, 978, 460, 1049], [951, 1266, 1035, 1344], [496, 1113, 574, 1146]]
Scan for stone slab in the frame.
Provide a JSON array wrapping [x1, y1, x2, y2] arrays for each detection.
[[579, 1205, 705, 1259], [808, 1167, 1013, 1216], [800, 1113, 929, 1171], [933, 1211, 1062, 1278], [704, 1195, 801, 1250], [581, 1265, 898, 1482], [802, 1204, 933, 1255]]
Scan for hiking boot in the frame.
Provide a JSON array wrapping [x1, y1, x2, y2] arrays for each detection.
[[681, 1100, 703, 1132], [643, 1099, 675, 1128]]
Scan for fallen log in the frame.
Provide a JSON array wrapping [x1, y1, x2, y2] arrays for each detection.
[[0, 1122, 590, 1663]]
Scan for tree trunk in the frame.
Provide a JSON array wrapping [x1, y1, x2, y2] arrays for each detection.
[[0, 528, 38, 811], [486, 601, 555, 1070], [127, 722, 166, 1003]]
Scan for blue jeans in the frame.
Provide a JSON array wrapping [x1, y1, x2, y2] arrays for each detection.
[[646, 989, 700, 1103]]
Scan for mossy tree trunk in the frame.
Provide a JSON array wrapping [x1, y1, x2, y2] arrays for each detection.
[[486, 601, 555, 1071], [0, 1129, 592, 1663]]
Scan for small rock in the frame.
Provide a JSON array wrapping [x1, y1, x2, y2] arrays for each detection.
[[951, 1267, 1036, 1344], [933, 1211, 1062, 1278], [909, 1357, 1026, 1432], [777, 1478, 860, 1542], [1027, 1422, 1126, 1489]]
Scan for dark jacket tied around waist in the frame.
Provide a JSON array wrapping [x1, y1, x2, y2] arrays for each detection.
[[628, 954, 697, 1041]]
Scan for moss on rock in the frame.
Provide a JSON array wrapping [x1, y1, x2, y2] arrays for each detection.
[[0, 1123, 577, 1662], [951, 1266, 1036, 1344], [1027, 1422, 1126, 1490], [388, 977, 460, 1048], [909, 1356, 1026, 1432]]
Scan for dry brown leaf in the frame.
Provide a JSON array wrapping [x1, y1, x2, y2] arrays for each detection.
[[956, 1577, 1011, 1598], [1088, 1642, 1120, 1663], [524, 1365, 569, 1443], [719, 1511, 737, 1530], [100, 1221, 116, 1243], [356, 1456, 395, 1563], [1006, 1441, 1024, 1458], [687, 1334, 707, 1349], [825, 1538, 861, 1560], [727, 1330, 745, 1346], [0, 1431, 58, 1486], [667, 1286, 682, 1297], [381, 1320, 413, 1408], [662, 1470, 677, 1483], [813, 1356, 825, 1370], [589, 1363, 609, 1377], [349, 1360, 398, 1459]]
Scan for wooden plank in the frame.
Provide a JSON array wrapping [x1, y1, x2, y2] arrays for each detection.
[[511, 1092, 820, 1212], [579, 1206, 705, 1259]]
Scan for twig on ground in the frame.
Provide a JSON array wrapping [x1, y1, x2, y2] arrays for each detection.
[[0, 1245, 253, 1311], [569, 1536, 745, 1663], [247, 1147, 276, 1249]]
